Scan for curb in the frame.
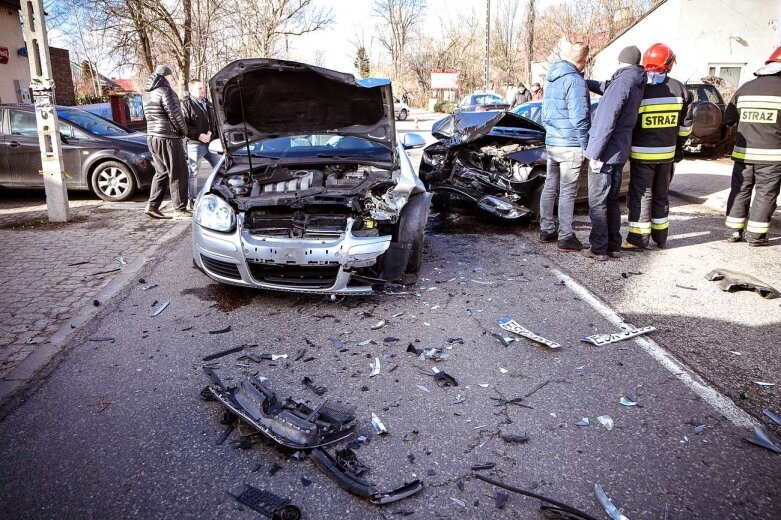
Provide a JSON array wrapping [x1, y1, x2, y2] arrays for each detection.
[[0, 221, 190, 404]]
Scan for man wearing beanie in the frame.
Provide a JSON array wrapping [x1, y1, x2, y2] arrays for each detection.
[[581, 46, 646, 260], [143, 65, 190, 219]]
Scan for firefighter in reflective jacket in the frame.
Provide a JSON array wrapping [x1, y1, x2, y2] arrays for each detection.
[[623, 43, 693, 250], [723, 46, 781, 247]]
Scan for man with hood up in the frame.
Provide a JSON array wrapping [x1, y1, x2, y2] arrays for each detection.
[[723, 46, 781, 247], [143, 65, 189, 219], [581, 46, 646, 261], [512, 82, 532, 107], [539, 42, 590, 252]]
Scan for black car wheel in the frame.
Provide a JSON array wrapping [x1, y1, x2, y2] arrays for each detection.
[[91, 161, 136, 202], [398, 109, 408, 121], [396, 192, 432, 274]]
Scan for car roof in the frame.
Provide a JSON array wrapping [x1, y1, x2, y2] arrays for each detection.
[[0, 104, 81, 111]]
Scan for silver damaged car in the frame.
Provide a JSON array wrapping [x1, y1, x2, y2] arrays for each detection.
[[192, 59, 430, 295]]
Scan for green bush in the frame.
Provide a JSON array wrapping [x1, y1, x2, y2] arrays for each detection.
[[76, 95, 108, 105], [433, 100, 456, 114]]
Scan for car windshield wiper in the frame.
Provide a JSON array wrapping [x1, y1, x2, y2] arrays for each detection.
[[315, 153, 356, 159]]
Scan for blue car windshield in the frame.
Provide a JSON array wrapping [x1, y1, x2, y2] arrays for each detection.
[[234, 134, 392, 161], [57, 108, 130, 137]]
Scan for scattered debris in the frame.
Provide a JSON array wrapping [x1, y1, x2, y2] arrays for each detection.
[[202, 345, 244, 362], [597, 415, 614, 431], [744, 425, 781, 454], [88, 337, 115, 342], [371, 320, 387, 330], [90, 268, 121, 276], [763, 408, 781, 426], [216, 424, 234, 446], [447, 337, 464, 345], [496, 316, 560, 349], [524, 380, 552, 398], [302, 376, 327, 396], [594, 483, 628, 520], [416, 385, 430, 393], [150, 301, 170, 317], [694, 425, 706, 434], [621, 272, 643, 279], [471, 462, 495, 471], [141, 283, 158, 291], [384, 336, 400, 343], [619, 396, 638, 406], [675, 284, 697, 291], [422, 348, 449, 362], [705, 268, 780, 299], [490, 397, 532, 409], [371, 412, 388, 435], [208, 325, 232, 334], [474, 474, 599, 520], [370, 358, 381, 377], [301, 477, 312, 487], [406, 344, 421, 356], [499, 368, 508, 374], [478, 384, 490, 388], [495, 492, 509, 509], [432, 368, 458, 387], [67, 260, 91, 267], [581, 323, 655, 346], [203, 370, 356, 448], [268, 463, 282, 476], [358, 339, 376, 346], [754, 381, 776, 387], [229, 484, 301, 520], [310, 448, 423, 504], [93, 299, 100, 307], [729, 351, 742, 356], [450, 498, 466, 508], [576, 418, 589, 427], [500, 432, 529, 444], [331, 338, 344, 349]]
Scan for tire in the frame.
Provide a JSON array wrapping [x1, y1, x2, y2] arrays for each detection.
[[398, 109, 408, 121], [530, 183, 544, 224], [396, 192, 432, 274], [91, 160, 137, 202]]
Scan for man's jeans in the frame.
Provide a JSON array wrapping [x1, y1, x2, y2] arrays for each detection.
[[540, 146, 583, 239], [588, 163, 624, 254], [186, 141, 219, 200]]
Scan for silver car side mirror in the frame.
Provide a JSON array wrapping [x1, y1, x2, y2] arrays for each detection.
[[401, 132, 426, 150], [208, 139, 224, 155]]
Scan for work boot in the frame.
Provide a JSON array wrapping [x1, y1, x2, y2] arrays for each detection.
[[725, 230, 744, 243], [747, 238, 770, 247], [557, 235, 584, 252], [621, 239, 643, 251], [172, 209, 193, 220], [580, 249, 608, 261], [538, 230, 557, 243], [145, 205, 171, 220], [607, 251, 621, 259], [655, 241, 667, 249]]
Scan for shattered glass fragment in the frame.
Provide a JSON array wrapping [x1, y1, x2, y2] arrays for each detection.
[[744, 425, 781, 454], [331, 338, 343, 349], [597, 415, 614, 431], [150, 301, 170, 317], [594, 484, 628, 520], [763, 408, 781, 426], [370, 358, 381, 377], [619, 396, 637, 406], [495, 492, 508, 509], [371, 412, 389, 435], [754, 381, 776, 387], [450, 498, 466, 508], [358, 339, 376, 346], [371, 320, 387, 330], [576, 418, 589, 427], [416, 385, 430, 393]]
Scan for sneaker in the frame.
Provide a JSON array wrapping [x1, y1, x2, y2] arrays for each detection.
[[607, 251, 621, 259], [557, 235, 584, 252], [580, 248, 608, 261], [725, 231, 744, 243], [538, 230, 557, 243], [186, 199, 195, 211], [172, 209, 193, 220], [145, 205, 172, 219]]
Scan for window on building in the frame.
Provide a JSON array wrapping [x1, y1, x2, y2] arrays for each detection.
[[707, 64, 744, 88]]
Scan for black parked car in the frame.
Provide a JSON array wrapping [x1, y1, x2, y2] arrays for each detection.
[[455, 92, 511, 113], [0, 104, 155, 201], [683, 83, 736, 155]]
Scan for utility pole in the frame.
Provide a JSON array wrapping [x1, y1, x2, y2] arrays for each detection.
[[21, 0, 69, 222], [484, 0, 490, 91]]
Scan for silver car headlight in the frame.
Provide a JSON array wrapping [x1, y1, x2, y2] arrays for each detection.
[[194, 194, 235, 232]]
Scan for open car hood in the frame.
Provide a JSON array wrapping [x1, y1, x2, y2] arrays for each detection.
[[210, 59, 396, 154], [432, 111, 545, 145]]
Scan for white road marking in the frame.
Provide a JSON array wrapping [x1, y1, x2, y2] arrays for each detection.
[[554, 268, 757, 429]]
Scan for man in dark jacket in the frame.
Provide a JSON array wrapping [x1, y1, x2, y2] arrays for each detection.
[[144, 65, 189, 219], [512, 82, 532, 107], [581, 46, 646, 260], [722, 47, 781, 247], [539, 42, 590, 252], [182, 79, 219, 208]]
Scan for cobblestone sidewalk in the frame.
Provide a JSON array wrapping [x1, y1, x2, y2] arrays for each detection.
[[0, 198, 187, 380]]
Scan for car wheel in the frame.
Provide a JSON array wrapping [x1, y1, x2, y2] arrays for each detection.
[[398, 109, 408, 121], [91, 161, 136, 202], [396, 192, 432, 274], [530, 183, 544, 223]]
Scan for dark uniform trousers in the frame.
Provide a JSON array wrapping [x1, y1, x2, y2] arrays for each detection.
[[626, 161, 673, 247], [725, 162, 781, 242], [147, 135, 189, 211]]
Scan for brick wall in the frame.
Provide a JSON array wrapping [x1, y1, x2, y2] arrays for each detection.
[[49, 47, 75, 106]]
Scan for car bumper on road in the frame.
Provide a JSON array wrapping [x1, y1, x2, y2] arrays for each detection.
[[192, 217, 392, 295]]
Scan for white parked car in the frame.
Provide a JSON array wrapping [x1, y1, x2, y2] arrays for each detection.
[[393, 97, 409, 121]]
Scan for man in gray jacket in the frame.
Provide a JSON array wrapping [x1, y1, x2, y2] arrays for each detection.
[[540, 42, 590, 252], [143, 65, 189, 219]]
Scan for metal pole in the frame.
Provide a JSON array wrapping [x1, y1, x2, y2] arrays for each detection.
[[21, 0, 69, 222], [484, 0, 490, 90]]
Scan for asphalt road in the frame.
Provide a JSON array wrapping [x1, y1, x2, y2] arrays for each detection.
[[0, 204, 779, 519]]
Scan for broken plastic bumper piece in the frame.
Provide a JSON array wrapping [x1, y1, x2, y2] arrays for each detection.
[[594, 483, 628, 520], [229, 484, 301, 520], [204, 369, 355, 449], [705, 268, 780, 299], [311, 447, 424, 505], [496, 316, 560, 349], [580, 323, 656, 346], [476, 195, 531, 220]]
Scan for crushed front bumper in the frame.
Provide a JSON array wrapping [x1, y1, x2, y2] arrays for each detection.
[[192, 215, 391, 294]]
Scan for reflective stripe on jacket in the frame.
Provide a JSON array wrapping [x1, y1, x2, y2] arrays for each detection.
[[630, 76, 693, 163], [724, 71, 781, 165]]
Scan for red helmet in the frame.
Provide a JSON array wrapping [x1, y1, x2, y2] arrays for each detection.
[[642, 43, 676, 73], [767, 46, 781, 64]]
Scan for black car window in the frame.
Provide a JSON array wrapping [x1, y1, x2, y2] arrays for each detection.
[[10, 111, 38, 136], [688, 86, 723, 105], [57, 108, 129, 137]]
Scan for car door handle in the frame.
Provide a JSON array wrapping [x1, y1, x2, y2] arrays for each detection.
[[8, 141, 20, 147]]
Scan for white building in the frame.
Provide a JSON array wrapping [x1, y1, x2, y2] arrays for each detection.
[[590, 0, 781, 88], [0, 0, 31, 104]]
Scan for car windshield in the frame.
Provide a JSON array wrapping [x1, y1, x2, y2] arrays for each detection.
[[474, 94, 505, 105], [57, 108, 130, 137], [688, 86, 723, 104], [233, 134, 392, 161], [511, 103, 542, 123]]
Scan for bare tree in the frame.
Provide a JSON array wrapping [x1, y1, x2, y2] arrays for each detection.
[[371, 0, 426, 82], [491, 0, 524, 85]]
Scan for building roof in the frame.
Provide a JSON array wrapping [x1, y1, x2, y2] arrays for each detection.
[[110, 78, 136, 92]]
